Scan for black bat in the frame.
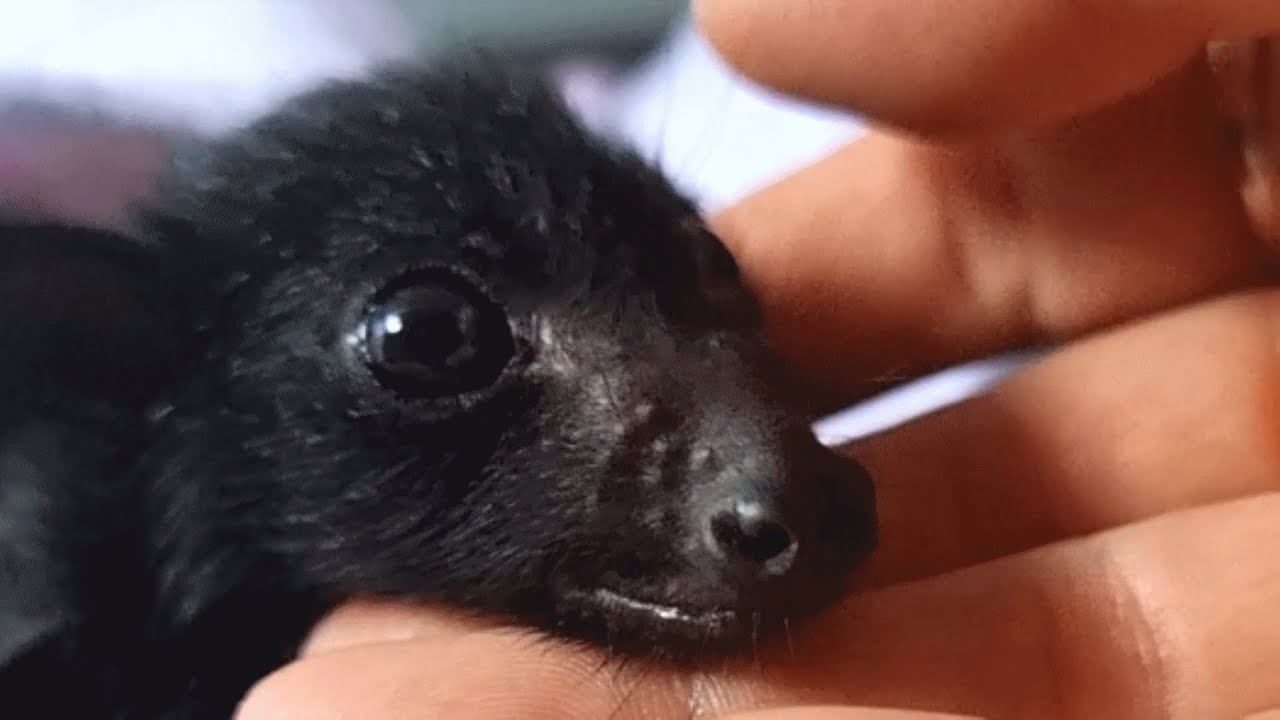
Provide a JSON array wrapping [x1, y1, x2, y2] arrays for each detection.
[[0, 62, 877, 720]]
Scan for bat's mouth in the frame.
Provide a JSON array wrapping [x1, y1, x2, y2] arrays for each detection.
[[581, 587, 737, 628], [556, 586, 751, 655]]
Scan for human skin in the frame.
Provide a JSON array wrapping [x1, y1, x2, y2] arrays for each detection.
[[235, 1, 1280, 718]]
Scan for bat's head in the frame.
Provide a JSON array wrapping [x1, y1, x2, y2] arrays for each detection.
[[140, 65, 878, 659]]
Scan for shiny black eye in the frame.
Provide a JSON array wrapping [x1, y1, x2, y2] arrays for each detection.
[[361, 269, 513, 399]]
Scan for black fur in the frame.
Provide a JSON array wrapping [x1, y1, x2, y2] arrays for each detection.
[[0, 63, 877, 719]]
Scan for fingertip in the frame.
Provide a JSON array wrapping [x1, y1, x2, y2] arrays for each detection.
[[691, 0, 1230, 137], [232, 656, 341, 720], [233, 639, 455, 720], [692, 0, 853, 120], [689, 0, 750, 76], [723, 709, 984, 720], [299, 599, 497, 656], [709, 135, 989, 397]]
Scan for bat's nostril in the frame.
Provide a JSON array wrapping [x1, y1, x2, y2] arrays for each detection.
[[705, 499, 799, 580]]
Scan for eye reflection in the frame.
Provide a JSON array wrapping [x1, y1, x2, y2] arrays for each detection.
[[382, 313, 404, 335]]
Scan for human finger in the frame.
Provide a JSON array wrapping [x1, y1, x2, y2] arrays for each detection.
[[297, 598, 502, 656], [713, 88, 1265, 397], [1212, 37, 1280, 246], [694, 0, 1280, 135], [846, 287, 1280, 585], [733, 493, 1280, 719], [722, 708, 982, 720], [237, 494, 1280, 719]]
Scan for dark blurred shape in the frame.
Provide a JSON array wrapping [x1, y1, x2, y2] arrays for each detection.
[[396, 0, 684, 66]]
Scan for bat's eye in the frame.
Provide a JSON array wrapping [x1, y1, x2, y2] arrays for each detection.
[[361, 269, 513, 398]]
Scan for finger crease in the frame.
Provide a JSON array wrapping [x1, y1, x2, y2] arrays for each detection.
[[1087, 537, 1215, 719]]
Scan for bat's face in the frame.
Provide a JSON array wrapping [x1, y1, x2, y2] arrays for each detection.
[[165, 66, 877, 659]]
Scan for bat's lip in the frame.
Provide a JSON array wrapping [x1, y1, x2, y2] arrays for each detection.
[[558, 586, 746, 643], [581, 587, 737, 627]]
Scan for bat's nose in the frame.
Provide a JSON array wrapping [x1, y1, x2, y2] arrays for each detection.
[[702, 495, 799, 581], [683, 440, 810, 601], [680, 422, 877, 608]]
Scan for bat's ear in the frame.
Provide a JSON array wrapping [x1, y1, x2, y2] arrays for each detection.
[[0, 424, 72, 672], [0, 221, 194, 408], [0, 223, 200, 673]]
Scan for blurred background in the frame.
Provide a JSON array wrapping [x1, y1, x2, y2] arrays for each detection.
[[0, 0, 865, 211], [0, 0, 1028, 439]]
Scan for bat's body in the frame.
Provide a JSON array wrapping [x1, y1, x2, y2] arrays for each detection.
[[0, 64, 876, 719]]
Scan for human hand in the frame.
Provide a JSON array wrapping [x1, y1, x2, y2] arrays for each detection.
[[235, 2, 1280, 718], [698, 0, 1280, 401], [235, 288, 1280, 720]]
